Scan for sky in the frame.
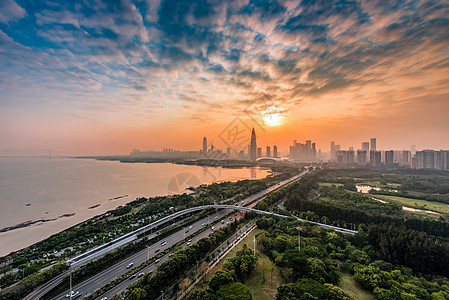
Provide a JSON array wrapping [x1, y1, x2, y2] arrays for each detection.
[[0, 0, 448, 155]]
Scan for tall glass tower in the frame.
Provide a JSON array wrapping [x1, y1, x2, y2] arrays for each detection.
[[250, 128, 257, 161]]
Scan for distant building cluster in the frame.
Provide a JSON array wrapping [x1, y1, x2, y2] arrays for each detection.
[[330, 138, 449, 170], [331, 137, 414, 167], [130, 132, 448, 170], [414, 150, 449, 170], [289, 140, 318, 161], [130, 148, 199, 158]]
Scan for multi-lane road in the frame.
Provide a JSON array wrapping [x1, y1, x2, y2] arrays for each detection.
[[55, 209, 233, 299], [26, 168, 313, 299]]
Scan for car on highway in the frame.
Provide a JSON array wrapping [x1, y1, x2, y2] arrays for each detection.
[[155, 248, 160, 253], [161, 241, 167, 246], [126, 262, 133, 269], [138, 272, 145, 278], [155, 259, 160, 264], [66, 291, 80, 298], [189, 225, 192, 229], [221, 220, 224, 224], [202, 223, 206, 226], [129, 274, 136, 280], [168, 253, 174, 257], [211, 226, 215, 231]]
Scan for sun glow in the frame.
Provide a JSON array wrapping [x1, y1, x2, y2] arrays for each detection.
[[262, 107, 284, 127]]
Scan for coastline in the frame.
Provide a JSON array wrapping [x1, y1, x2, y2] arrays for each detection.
[[0, 158, 271, 257]]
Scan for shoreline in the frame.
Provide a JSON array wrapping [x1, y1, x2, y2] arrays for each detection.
[[0, 159, 272, 258], [0, 213, 76, 234]]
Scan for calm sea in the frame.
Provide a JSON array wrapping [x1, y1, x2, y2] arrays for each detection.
[[0, 158, 269, 256]]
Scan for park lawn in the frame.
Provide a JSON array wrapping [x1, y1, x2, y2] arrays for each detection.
[[319, 183, 343, 187], [339, 273, 375, 300], [386, 183, 401, 188], [214, 228, 283, 300], [374, 195, 449, 214], [356, 181, 382, 188]]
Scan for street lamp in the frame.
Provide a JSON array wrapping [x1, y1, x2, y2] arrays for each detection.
[[69, 264, 72, 300], [253, 236, 256, 257], [296, 227, 301, 251]]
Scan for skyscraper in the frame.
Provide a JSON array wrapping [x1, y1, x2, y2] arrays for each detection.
[[202, 137, 207, 154], [266, 146, 271, 157], [385, 150, 394, 165], [370, 138, 377, 152], [361, 142, 369, 153], [257, 147, 262, 158], [250, 128, 257, 161], [273, 145, 278, 158], [357, 150, 367, 165]]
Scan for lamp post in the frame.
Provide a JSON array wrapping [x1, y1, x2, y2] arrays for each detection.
[[69, 264, 72, 300], [296, 227, 301, 251], [253, 236, 256, 257]]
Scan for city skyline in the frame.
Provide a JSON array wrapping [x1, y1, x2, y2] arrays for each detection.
[[1, 0, 449, 155]]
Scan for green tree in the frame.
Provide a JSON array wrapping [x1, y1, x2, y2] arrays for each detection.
[[216, 283, 252, 300], [188, 288, 216, 300], [209, 270, 234, 291], [276, 283, 299, 300], [127, 287, 147, 300]]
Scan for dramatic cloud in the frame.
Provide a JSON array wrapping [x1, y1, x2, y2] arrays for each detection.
[[0, 0, 448, 154]]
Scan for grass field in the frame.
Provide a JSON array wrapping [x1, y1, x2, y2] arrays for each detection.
[[213, 228, 283, 300], [374, 195, 449, 214], [339, 273, 375, 300], [319, 183, 343, 187]]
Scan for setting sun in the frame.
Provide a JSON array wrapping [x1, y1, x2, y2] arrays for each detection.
[[263, 107, 284, 127]]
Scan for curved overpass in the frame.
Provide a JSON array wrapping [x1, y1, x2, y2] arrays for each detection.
[[26, 204, 356, 299], [69, 204, 356, 268]]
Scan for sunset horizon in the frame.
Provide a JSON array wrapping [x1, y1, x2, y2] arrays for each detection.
[[1, 0, 448, 155]]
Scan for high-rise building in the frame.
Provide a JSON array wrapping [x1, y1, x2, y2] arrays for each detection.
[[361, 142, 369, 153], [290, 140, 317, 161], [250, 128, 257, 161], [414, 150, 449, 170], [402, 150, 411, 165], [330, 141, 340, 161], [357, 150, 367, 165], [266, 146, 271, 157], [370, 150, 381, 167], [370, 138, 377, 152], [385, 150, 394, 165], [273, 145, 278, 158], [203, 137, 207, 154], [330, 141, 335, 160], [257, 147, 262, 158], [226, 147, 231, 158], [336, 150, 354, 165]]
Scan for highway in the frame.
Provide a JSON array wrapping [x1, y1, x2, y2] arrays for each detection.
[[27, 169, 312, 299], [54, 170, 312, 299], [54, 209, 232, 299], [96, 214, 240, 300]]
